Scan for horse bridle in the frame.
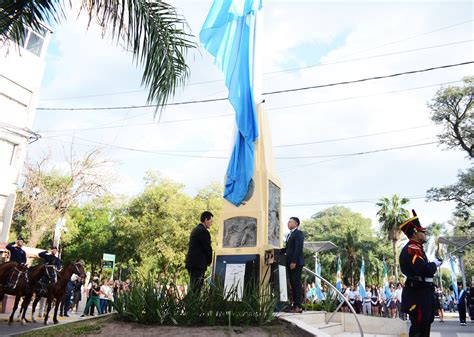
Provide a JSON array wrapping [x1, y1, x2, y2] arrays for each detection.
[[10, 267, 29, 288], [73, 261, 83, 276]]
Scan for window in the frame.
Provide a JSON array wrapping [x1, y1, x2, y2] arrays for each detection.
[[23, 25, 48, 57], [0, 139, 17, 166]]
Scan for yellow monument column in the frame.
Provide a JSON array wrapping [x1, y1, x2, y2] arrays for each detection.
[[213, 102, 283, 293]]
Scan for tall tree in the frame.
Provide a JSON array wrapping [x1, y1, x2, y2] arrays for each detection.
[[12, 148, 110, 247], [303, 206, 391, 287], [426, 77, 473, 220], [0, 0, 195, 107], [428, 77, 473, 158], [376, 194, 410, 282]]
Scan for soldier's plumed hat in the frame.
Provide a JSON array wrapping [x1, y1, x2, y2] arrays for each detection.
[[399, 209, 426, 237]]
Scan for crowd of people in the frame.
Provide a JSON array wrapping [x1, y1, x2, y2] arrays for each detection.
[[304, 280, 474, 324]]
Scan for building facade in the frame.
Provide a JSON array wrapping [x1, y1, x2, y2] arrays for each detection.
[[0, 25, 52, 243]]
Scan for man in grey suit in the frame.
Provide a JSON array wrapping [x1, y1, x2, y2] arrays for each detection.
[[282, 216, 305, 313]]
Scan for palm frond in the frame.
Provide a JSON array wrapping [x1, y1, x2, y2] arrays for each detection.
[[80, 0, 196, 112], [0, 0, 65, 46]]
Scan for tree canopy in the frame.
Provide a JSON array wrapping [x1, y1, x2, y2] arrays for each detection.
[[426, 77, 473, 221], [302, 206, 392, 287]]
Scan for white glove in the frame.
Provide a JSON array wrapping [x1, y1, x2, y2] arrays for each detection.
[[433, 259, 442, 267]]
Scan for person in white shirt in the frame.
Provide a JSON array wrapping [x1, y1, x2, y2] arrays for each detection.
[[362, 285, 372, 315], [99, 280, 111, 314], [395, 282, 406, 320]]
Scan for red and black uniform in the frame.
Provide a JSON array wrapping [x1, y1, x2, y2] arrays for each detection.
[[400, 239, 437, 337]]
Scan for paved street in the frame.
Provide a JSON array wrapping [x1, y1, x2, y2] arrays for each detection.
[[0, 310, 472, 336], [428, 312, 474, 337]]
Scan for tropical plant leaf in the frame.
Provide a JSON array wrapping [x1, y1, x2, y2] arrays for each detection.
[[1, 0, 196, 111]]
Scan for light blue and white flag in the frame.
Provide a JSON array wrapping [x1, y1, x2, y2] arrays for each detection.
[[450, 257, 459, 300], [359, 257, 366, 298], [335, 256, 342, 292], [200, 0, 262, 206], [382, 260, 392, 301], [315, 260, 324, 300]]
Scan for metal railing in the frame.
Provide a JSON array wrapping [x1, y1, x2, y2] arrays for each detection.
[[303, 267, 364, 337]]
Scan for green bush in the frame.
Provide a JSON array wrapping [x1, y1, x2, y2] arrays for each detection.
[[302, 294, 339, 312], [114, 274, 277, 326]]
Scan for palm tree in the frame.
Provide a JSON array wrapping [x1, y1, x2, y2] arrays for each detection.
[[376, 194, 410, 282], [0, 1, 195, 108]]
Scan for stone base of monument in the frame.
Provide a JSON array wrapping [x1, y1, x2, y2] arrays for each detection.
[[279, 311, 408, 337], [214, 254, 260, 300]]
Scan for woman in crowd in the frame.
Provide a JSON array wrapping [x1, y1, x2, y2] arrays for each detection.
[[370, 285, 381, 316]]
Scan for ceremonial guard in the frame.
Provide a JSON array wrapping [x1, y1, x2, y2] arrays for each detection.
[[399, 210, 442, 337], [39, 246, 62, 270], [37, 246, 62, 293], [6, 237, 27, 265]]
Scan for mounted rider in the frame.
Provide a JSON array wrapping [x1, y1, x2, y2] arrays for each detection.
[[2, 237, 28, 292], [37, 246, 62, 295], [6, 237, 27, 265]]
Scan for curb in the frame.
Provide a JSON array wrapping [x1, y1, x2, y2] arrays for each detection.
[[11, 313, 115, 336]]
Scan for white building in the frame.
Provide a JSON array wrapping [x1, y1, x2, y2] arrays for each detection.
[[0, 25, 52, 243]]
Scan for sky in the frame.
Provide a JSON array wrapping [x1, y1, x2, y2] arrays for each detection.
[[29, 0, 473, 232]]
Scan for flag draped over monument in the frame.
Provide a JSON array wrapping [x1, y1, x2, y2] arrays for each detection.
[[200, 0, 262, 206]]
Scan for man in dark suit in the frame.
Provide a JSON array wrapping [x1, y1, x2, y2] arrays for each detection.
[[185, 211, 213, 294], [282, 216, 304, 313]]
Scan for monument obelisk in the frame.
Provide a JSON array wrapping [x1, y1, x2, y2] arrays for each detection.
[[199, 1, 283, 299], [213, 103, 283, 291]]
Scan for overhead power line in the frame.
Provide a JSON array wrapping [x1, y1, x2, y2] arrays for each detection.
[[42, 124, 435, 151], [282, 195, 427, 207], [39, 18, 473, 101], [41, 134, 439, 160], [264, 61, 473, 96], [277, 141, 438, 159], [266, 39, 473, 76], [36, 80, 460, 134], [37, 61, 473, 111]]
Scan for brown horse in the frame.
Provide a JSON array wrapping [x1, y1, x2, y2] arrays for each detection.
[[0, 261, 19, 293], [17, 264, 48, 323], [0, 263, 30, 324], [30, 261, 86, 325]]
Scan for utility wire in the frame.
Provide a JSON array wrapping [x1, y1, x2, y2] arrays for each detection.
[[39, 19, 473, 101], [277, 141, 438, 159], [282, 195, 427, 207], [40, 134, 439, 160], [37, 61, 473, 111], [315, 19, 473, 61], [274, 125, 435, 148], [41, 124, 435, 152], [265, 39, 473, 76], [264, 61, 473, 96], [267, 80, 463, 112], [37, 80, 459, 133]]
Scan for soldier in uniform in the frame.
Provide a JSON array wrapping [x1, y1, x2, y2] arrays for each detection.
[[399, 210, 442, 337], [6, 237, 27, 265], [37, 246, 62, 294], [38, 246, 61, 270]]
